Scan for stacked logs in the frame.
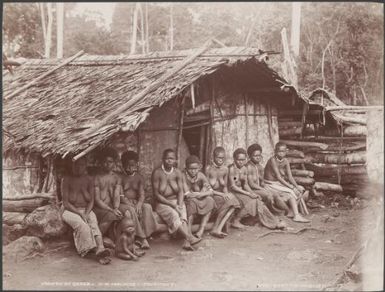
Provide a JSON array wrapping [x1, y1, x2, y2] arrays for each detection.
[[2, 194, 53, 226], [278, 115, 368, 196]]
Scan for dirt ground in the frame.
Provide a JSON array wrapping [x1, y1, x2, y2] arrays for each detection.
[[3, 195, 383, 291]]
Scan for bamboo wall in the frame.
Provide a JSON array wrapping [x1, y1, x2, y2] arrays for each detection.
[[138, 98, 190, 195], [211, 91, 279, 166], [3, 153, 56, 198]]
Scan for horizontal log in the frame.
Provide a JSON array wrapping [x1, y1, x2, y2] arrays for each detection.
[[3, 193, 54, 201], [278, 121, 303, 128], [3, 198, 49, 213], [291, 169, 314, 178], [312, 151, 366, 164], [278, 109, 322, 116], [293, 176, 315, 186], [306, 163, 367, 177], [323, 125, 367, 137], [287, 149, 305, 158], [3, 212, 28, 225], [280, 139, 328, 150], [279, 126, 315, 137], [314, 182, 343, 193], [287, 157, 306, 164]]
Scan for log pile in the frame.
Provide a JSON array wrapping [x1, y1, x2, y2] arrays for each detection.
[[279, 115, 368, 196], [2, 193, 54, 243]]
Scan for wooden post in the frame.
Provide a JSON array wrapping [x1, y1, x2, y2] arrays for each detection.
[[244, 94, 249, 147], [300, 102, 308, 139], [56, 3, 64, 58], [199, 126, 205, 162], [176, 95, 186, 166]]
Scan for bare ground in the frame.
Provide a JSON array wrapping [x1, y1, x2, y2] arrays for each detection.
[[3, 195, 383, 291]]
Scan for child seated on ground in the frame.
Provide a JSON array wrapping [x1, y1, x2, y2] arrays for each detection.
[[183, 155, 216, 239], [264, 142, 310, 223], [205, 147, 240, 238], [115, 217, 145, 261]]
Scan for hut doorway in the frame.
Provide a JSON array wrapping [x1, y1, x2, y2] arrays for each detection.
[[182, 125, 210, 168]]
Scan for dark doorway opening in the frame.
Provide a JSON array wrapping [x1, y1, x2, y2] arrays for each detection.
[[182, 125, 209, 169]]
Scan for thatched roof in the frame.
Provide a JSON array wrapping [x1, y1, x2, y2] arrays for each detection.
[[3, 47, 287, 158]]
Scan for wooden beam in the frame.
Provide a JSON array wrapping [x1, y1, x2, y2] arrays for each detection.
[[176, 95, 186, 166], [76, 39, 214, 158], [280, 139, 328, 150], [4, 50, 84, 100]]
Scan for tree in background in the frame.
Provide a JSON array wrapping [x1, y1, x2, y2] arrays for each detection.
[[3, 2, 383, 104], [3, 3, 43, 58]]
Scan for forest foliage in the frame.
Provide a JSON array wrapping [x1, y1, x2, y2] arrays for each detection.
[[2, 2, 383, 104]]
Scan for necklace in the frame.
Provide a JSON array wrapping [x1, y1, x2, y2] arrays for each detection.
[[185, 170, 198, 184], [275, 156, 284, 163], [212, 161, 222, 168], [162, 164, 174, 175]]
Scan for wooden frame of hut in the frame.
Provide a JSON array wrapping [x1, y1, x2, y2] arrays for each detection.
[[4, 46, 307, 210]]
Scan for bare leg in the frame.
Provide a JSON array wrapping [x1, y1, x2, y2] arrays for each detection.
[[94, 235, 108, 253], [211, 206, 231, 234], [288, 197, 310, 223], [140, 238, 150, 249], [231, 207, 247, 229], [274, 196, 290, 213], [195, 211, 212, 238], [211, 207, 235, 238], [177, 222, 201, 249]]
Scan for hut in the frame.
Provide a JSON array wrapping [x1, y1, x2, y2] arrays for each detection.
[[3, 46, 306, 212]]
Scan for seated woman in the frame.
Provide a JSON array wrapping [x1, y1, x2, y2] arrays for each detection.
[[264, 142, 310, 223], [246, 143, 289, 215], [205, 147, 240, 238], [118, 151, 158, 249], [61, 158, 111, 265], [183, 155, 216, 239], [152, 149, 201, 251], [229, 148, 284, 230]]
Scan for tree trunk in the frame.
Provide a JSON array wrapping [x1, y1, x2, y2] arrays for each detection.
[[45, 3, 53, 58], [145, 2, 149, 53], [169, 4, 174, 51], [56, 3, 64, 58], [130, 3, 139, 55], [139, 3, 145, 54]]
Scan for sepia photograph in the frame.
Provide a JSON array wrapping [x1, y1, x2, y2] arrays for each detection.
[[2, 1, 384, 291]]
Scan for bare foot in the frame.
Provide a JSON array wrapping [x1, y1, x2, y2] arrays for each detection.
[[210, 231, 226, 239], [182, 240, 195, 251], [135, 250, 145, 257], [293, 215, 310, 223], [141, 239, 150, 250], [189, 236, 202, 246], [286, 210, 294, 218], [195, 230, 204, 239], [95, 248, 111, 258], [231, 221, 246, 229]]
